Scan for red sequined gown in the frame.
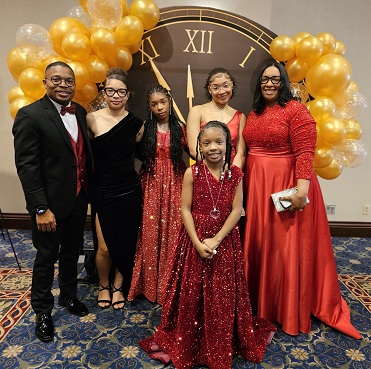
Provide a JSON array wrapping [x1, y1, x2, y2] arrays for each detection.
[[242, 100, 361, 339], [140, 163, 276, 369], [128, 129, 187, 304]]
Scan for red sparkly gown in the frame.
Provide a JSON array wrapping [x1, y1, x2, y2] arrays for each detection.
[[242, 100, 361, 339], [201, 110, 242, 162], [128, 128, 187, 304], [140, 163, 276, 369]]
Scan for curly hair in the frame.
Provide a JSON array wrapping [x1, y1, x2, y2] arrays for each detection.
[[104, 67, 133, 98], [252, 61, 294, 114], [204, 67, 237, 101], [195, 120, 232, 175], [140, 84, 186, 175]]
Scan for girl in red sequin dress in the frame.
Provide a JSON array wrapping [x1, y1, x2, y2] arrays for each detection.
[[128, 85, 188, 305], [242, 62, 361, 339], [140, 121, 276, 369]]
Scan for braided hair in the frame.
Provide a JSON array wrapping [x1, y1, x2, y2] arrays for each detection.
[[195, 121, 232, 178], [141, 84, 186, 175]]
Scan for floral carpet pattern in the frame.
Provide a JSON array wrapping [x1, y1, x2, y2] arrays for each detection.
[[0, 230, 370, 369]]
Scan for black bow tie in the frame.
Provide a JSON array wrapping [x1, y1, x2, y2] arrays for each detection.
[[60, 104, 76, 116]]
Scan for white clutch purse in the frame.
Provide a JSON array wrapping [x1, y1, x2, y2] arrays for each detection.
[[271, 187, 309, 212]]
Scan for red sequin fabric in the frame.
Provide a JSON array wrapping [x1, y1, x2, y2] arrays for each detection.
[[140, 163, 276, 368]]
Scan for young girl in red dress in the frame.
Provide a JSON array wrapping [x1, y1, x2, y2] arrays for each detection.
[[128, 84, 188, 305], [140, 121, 275, 369]]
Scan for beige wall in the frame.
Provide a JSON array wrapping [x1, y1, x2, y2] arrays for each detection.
[[0, 0, 370, 223]]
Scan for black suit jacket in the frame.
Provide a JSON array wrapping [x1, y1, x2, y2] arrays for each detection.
[[13, 95, 93, 218]]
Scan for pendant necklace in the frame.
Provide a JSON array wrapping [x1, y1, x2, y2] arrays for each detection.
[[211, 100, 228, 123], [204, 163, 224, 219]]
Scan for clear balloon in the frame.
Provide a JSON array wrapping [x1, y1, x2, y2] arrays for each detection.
[[129, 0, 160, 30], [87, 0, 123, 29], [285, 57, 308, 83], [333, 91, 367, 119], [16, 24, 53, 60], [313, 144, 334, 168], [315, 159, 343, 180], [115, 15, 144, 46], [343, 118, 363, 140], [317, 32, 336, 55], [346, 80, 359, 93], [305, 54, 352, 98], [19, 67, 45, 100], [90, 28, 118, 55], [10, 96, 35, 119], [269, 35, 296, 62], [7, 86, 25, 104], [295, 36, 323, 64], [332, 139, 367, 168], [290, 82, 309, 103], [7, 47, 29, 82], [67, 6, 92, 28], [309, 96, 336, 123], [318, 117, 346, 145]]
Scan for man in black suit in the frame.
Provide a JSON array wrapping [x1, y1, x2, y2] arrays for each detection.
[[13, 61, 93, 342]]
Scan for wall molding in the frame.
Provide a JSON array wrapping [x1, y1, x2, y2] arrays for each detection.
[[1, 213, 370, 238]]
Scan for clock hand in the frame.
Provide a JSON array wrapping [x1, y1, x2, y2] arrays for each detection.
[[187, 64, 194, 111], [149, 59, 185, 122]]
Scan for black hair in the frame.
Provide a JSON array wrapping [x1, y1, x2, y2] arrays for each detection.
[[204, 67, 237, 101], [252, 61, 294, 114], [195, 120, 232, 176], [140, 84, 186, 175], [104, 67, 133, 99], [45, 61, 74, 75]]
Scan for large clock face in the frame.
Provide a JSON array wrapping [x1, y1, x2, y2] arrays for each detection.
[[126, 6, 277, 122]]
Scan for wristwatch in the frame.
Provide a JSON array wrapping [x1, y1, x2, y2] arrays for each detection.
[[33, 206, 48, 215]]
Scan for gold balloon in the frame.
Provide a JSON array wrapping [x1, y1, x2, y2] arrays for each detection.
[[317, 32, 336, 55], [62, 32, 91, 61], [79, 0, 89, 13], [7, 86, 25, 104], [318, 117, 346, 145], [285, 57, 308, 83], [10, 96, 35, 119], [270, 35, 296, 62], [293, 31, 312, 44], [129, 0, 160, 30], [121, 0, 129, 16], [115, 15, 144, 46], [74, 81, 98, 102], [105, 46, 133, 70], [19, 67, 45, 100], [315, 159, 343, 180], [305, 54, 352, 98], [83, 55, 108, 83], [7, 47, 29, 82], [334, 40, 346, 56], [309, 97, 335, 123], [68, 61, 89, 90], [344, 118, 363, 140], [313, 144, 334, 168], [49, 17, 90, 57], [90, 28, 118, 56], [295, 36, 323, 64], [41, 54, 68, 72], [126, 38, 142, 54]]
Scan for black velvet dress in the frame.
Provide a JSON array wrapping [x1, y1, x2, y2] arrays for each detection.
[[91, 112, 143, 296]]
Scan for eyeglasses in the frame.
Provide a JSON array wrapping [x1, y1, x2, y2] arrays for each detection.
[[45, 76, 75, 87], [260, 76, 281, 84], [209, 82, 232, 93], [104, 87, 128, 98]]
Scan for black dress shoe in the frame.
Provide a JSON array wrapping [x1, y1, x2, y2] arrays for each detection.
[[35, 313, 54, 342], [58, 296, 89, 316]]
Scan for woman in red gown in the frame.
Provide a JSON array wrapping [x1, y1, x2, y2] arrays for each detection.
[[242, 61, 361, 339]]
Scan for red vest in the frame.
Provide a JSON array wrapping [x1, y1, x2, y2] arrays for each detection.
[[67, 124, 88, 196]]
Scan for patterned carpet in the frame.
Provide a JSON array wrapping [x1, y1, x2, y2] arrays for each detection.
[[0, 230, 370, 368]]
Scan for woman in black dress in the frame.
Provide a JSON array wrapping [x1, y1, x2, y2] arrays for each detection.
[[87, 68, 144, 309]]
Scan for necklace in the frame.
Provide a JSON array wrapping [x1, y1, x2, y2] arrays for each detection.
[[211, 100, 228, 123], [203, 163, 224, 219]]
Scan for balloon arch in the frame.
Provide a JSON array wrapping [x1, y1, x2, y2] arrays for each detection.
[[6, 1, 367, 180]]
